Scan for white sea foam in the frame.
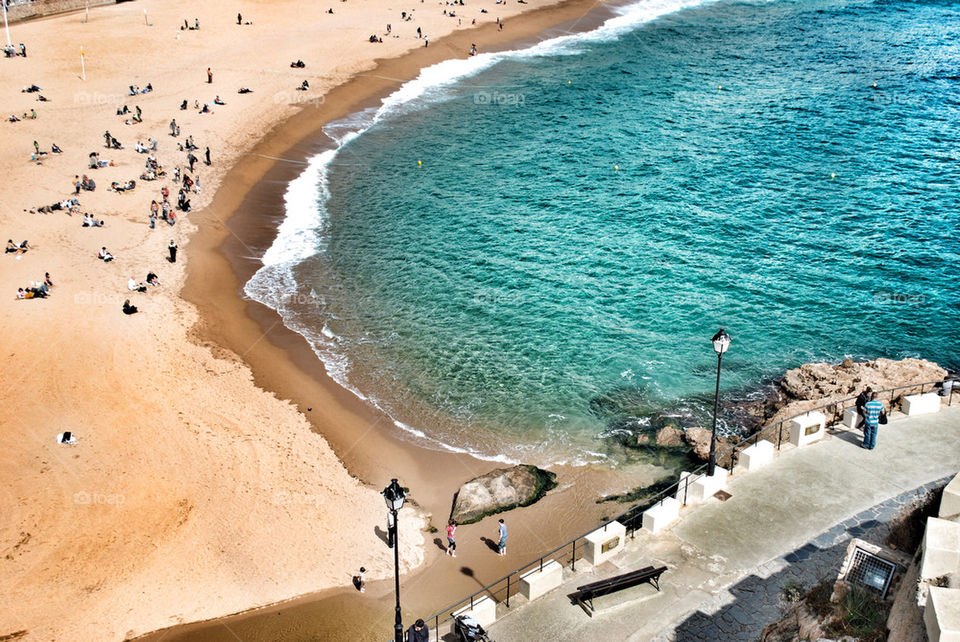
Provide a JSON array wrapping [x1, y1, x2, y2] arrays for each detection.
[[244, 0, 717, 464]]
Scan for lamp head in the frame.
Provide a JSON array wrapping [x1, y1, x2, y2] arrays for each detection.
[[711, 328, 731, 356], [383, 478, 406, 512]]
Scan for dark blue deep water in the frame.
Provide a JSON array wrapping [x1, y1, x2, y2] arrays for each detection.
[[248, 0, 960, 464]]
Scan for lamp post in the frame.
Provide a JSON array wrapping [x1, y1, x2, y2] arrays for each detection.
[[708, 328, 731, 477], [383, 478, 406, 642], [2, 1, 12, 50]]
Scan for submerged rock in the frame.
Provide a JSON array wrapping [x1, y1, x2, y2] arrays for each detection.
[[449, 465, 557, 525]]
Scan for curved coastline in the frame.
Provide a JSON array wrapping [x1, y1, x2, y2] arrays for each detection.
[[166, 1, 664, 639]]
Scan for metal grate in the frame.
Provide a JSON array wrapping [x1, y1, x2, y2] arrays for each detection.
[[846, 547, 896, 598]]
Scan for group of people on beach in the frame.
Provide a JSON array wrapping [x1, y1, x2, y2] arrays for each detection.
[[16, 272, 52, 299]]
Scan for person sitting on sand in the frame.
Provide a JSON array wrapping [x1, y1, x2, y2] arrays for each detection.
[[51, 143, 62, 154], [297, 80, 310, 91], [128, 276, 147, 292], [146, 272, 160, 286], [81, 175, 96, 191], [82, 213, 104, 227], [44, 272, 53, 288], [135, 141, 148, 153], [122, 299, 138, 315], [98, 247, 114, 262], [290, 60, 306, 68], [8, 114, 21, 122], [213, 95, 225, 105], [199, 103, 211, 114]]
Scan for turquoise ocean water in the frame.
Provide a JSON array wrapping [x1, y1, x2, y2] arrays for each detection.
[[246, 0, 960, 465]]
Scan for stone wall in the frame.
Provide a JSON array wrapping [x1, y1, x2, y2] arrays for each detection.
[[5, 0, 121, 24]]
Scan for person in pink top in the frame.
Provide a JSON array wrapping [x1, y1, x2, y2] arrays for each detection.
[[446, 521, 457, 557]]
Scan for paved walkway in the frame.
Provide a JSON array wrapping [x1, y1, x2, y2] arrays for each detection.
[[483, 405, 960, 642]]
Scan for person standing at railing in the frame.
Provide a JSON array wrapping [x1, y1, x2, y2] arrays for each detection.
[[861, 393, 885, 450], [855, 386, 872, 431]]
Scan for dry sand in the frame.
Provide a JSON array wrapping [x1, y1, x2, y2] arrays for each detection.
[[0, 0, 655, 640]]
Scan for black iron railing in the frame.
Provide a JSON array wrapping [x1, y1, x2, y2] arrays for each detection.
[[419, 378, 957, 638]]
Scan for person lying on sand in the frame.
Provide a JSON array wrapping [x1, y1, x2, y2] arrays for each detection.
[[22, 84, 42, 93], [238, 87, 253, 94], [17, 287, 47, 299], [6, 239, 30, 254], [109, 180, 136, 193]]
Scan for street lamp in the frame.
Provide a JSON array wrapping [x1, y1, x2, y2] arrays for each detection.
[[383, 478, 406, 642], [708, 328, 731, 477]]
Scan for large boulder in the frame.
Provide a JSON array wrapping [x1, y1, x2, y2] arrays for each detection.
[[449, 465, 557, 525], [684, 426, 733, 468]]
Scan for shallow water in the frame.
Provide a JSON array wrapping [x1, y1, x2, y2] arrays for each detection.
[[247, 0, 960, 465]]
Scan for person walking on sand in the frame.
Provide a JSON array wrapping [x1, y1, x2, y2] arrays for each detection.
[[205, 146, 211, 166], [237, 12, 242, 25], [446, 521, 457, 557], [354, 566, 366, 592], [861, 392, 885, 450], [207, 67, 213, 84], [168, 239, 178, 263], [497, 518, 507, 556]]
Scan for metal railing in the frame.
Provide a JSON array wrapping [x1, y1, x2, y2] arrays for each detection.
[[419, 378, 957, 638]]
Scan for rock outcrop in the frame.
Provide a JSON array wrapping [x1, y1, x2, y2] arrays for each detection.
[[752, 358, 947, 431], [449, 465, 557, 525], [684, 426, 733, 468]]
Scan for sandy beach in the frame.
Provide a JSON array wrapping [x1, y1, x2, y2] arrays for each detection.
[[0, 0, 654, 640]]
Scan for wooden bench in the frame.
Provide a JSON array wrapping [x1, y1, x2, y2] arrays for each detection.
[[573, 565, 667, 615]]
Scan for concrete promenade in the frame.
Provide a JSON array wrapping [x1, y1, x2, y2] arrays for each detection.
[[484, 405, 960, 642]]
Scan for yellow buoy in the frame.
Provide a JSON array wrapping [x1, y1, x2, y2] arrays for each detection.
[[830, 173, 836, 179], [567, 80, 571, 85], [614, 165, 619, 171], [718, 84, 722, 91], [417, 160, 422, 166]]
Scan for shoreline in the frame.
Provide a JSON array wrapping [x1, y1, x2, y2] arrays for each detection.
[[164, 0, 668, 638], [0, 1, 642, 640]]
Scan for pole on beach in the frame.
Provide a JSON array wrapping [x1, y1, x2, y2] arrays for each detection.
[[80, 45, 85, 81], [708, 328, 731, 477], [383, 479, 406, 642], [2, 1, 11, 50]]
